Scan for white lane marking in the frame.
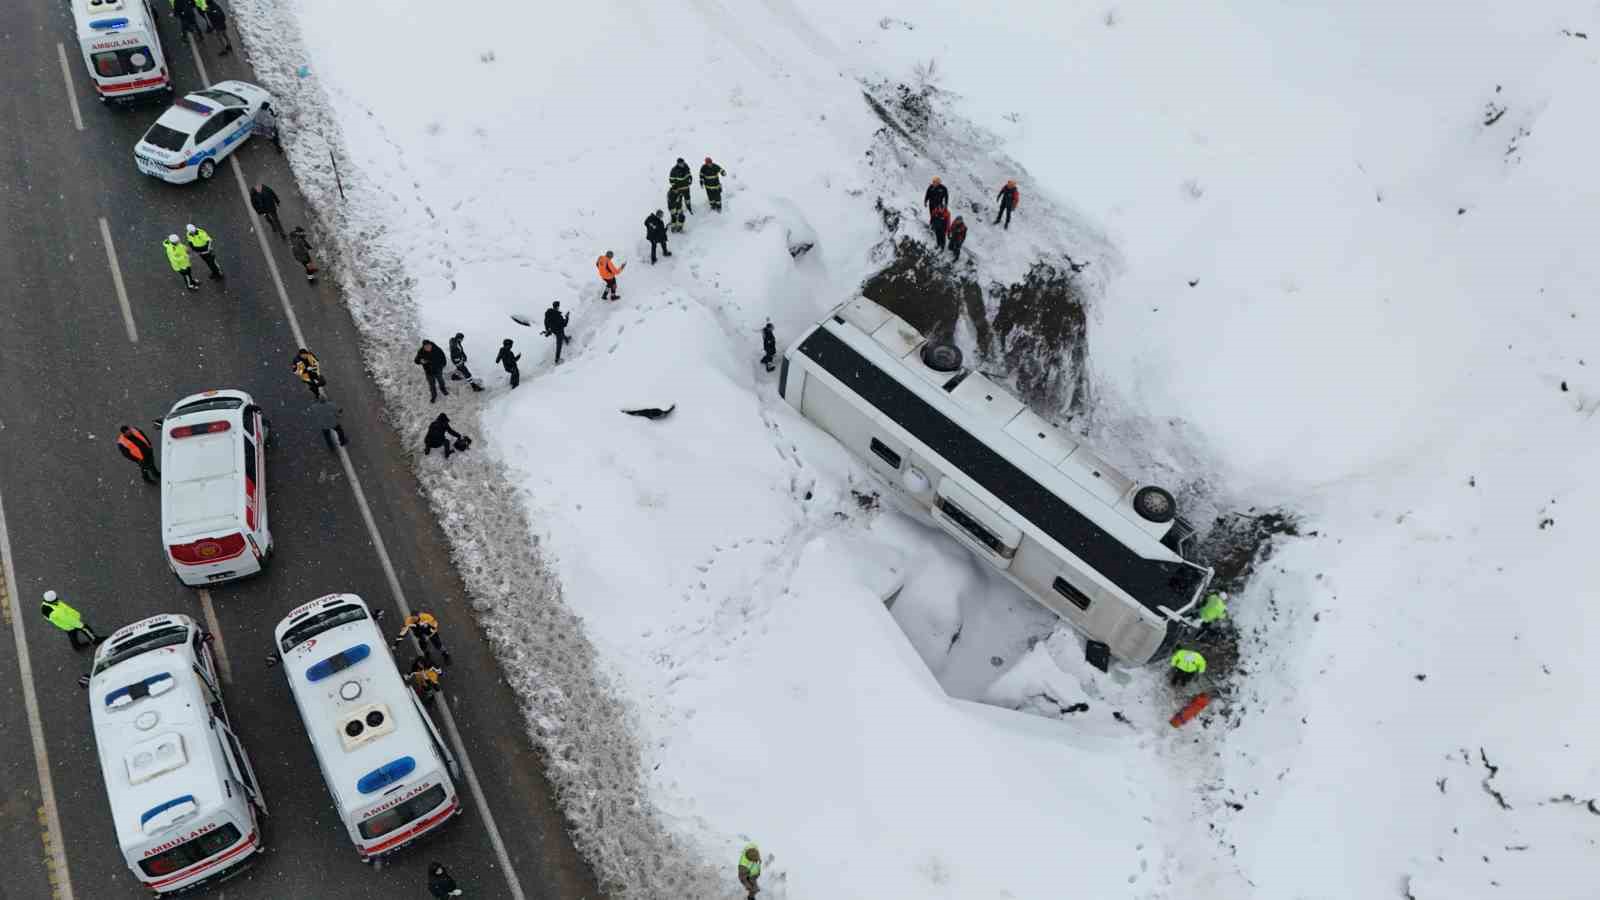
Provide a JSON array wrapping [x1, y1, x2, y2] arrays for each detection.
[[195, 589, 231, 683], [209, 41, 528, 892], [334, 445, 528, 900], [54, 44, 85, 133], [0, 484, 75, 900], [96, 218, 139, 343]]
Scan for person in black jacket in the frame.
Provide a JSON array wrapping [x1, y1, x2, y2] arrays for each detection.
[[428, 861, 463, 898], [644, 210, 671, 264], [423, 413, 462, 457], [669, 158, 694, 214], [699, 157, 727, 211], [448, 332, 478, 386], [495, 339, 522, 388], [173, 0, 204, 40], [760, 322, 777, 372], [995, 179, 1020, 229], [203, 0, 232, 54], [924, 176, 948, 212], [250, 183, 286, 239], [543, 302, 570, 364], [414, 340, 449, 402]]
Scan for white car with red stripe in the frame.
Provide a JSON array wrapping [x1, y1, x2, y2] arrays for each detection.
[[71, 0, 172, 103], [272, 594, 462, 861], [160, 389, 273, 586], [89, 614, 268, 894]]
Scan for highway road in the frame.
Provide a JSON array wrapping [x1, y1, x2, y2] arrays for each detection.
[[0, 4, 599, 898]]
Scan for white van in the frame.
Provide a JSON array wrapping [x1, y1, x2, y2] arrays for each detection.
[[272, 594, 461, 861], [88, 614, 267, 894], [71, 0, 172, 103], [780, 298, 1215, 668], [161, 390, 273, 586]]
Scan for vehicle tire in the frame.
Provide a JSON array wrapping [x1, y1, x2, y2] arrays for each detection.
[[920, 342, 963, 373], [198, 158, 216, 180], [1132, 485, 1177, 524]]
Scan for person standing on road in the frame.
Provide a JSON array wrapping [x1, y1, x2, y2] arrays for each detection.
[[543, 301, 570, 363], [596, 251, 624, 301], [310, 400, 347, 450], [253, 102, 283, 153], [164, 234, 200, 291], [40, 591, 99, 650], [738, 843, 762, 899], [292, 348, 326, 400], [930, 204, 950, 250], [202, 0, 232, 54], [760, 321, 777, 372], [288, 226, 317, 282], [250, 183, 286, 239], [994, 179, 1020, 229], [700, 156, 727, 212], [408, 656, 443, 702], [423, 413, 462, 457], [394, 611, 452, 667], [428, 862, 464, 898], [947, 215, 967, 260], [494, 339, 522, 387], [644, 210, 671, 264], [116, 424, 160, 483], [924, 176, 948, 212], [669, 157, 694, 215], [414, 339, 449, 402], [191, 0, 212, 31], [173, 0, 204, 41], [185, 223, 223, 279]]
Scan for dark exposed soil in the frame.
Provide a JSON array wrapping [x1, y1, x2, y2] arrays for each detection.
[[861, 238, 990, 352], [991, 263, 1091, 415]]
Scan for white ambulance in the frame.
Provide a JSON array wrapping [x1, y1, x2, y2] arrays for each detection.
[[71, 0, 172, 103], [88, 614, 267, 894], [160, 389, 273, 587], [272, 594, 462, 861]]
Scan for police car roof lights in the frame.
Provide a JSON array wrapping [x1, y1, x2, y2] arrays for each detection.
[[173, 97, 214, 116]]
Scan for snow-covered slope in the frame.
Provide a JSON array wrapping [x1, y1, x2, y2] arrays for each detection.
[[233, 0, 1599, 896]]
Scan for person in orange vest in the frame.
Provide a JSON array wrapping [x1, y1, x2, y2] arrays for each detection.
[[116, 424, 160, 483], [408, 656, 443, 702], [596, 250, 625, 301], [947, 216, 968, 260], [995, 179, 1020, 229]]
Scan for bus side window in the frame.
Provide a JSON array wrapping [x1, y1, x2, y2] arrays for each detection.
[[1052, 576, 1092, 611], [869, 438, 902, 469]]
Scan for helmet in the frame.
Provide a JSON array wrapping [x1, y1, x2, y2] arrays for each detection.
[[167, 234, 180, 243], [43, 590, 57, 603], [185, 224, 197, 234]]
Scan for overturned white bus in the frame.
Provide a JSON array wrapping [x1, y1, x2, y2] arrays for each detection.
[[779, 297, 1213, 668]]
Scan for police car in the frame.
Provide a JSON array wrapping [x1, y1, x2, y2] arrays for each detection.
[[134, 81, 271, 184]]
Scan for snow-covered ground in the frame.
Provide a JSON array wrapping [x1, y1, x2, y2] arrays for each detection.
[[233, 0, 1599, 896]]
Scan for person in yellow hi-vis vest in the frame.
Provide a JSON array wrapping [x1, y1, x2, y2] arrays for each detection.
[[40, 591, 100, 650], [1170, 648, 1207, 687], [738, 842, 762, 898]]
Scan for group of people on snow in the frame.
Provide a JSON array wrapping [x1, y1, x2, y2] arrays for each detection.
[[922, 176, 1022, 261]]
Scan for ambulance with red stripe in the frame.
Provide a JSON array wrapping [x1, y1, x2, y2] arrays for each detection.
[[71, 0, 172, 103], [88, 614, 267, 894], [272, 594, 462, 861], [160, 390, 273, 587]]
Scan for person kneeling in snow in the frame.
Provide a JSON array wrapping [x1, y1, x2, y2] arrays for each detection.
[[423, 413, 463, 458]]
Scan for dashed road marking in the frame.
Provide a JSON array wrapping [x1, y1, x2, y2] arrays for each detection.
[[54, 44, 85, 133], [97, 218, 139, 343], [0, 481, 74, 899]]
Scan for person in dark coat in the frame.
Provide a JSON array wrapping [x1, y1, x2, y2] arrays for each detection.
[[289, 226, 317, 282], [448, 332, 482, 391], [699, 157, 727, 211], [428, 861, 463, 898], [924, 176, 948, 211], [669, 157, 694, 214], [423, 413, 462, 457], [250, 183, 286, 239], [929, 205, 950, 250], [173, 0, 204, 40], [495, 339, 522, 388], [203, 0, 232, 54], [543, 302, 570, 364], [947, 216, 968, 260], [414, 340, 449, 402], [760, 322, 777, 372], [995, 179, 1020, 229], [310, 401, 347, 450], [644, 210, 671, 264], [666, 189, 686, 234]]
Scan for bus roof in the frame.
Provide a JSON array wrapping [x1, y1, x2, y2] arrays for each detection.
[[272, 595, 445, 813], [88, 615, 234, 854]]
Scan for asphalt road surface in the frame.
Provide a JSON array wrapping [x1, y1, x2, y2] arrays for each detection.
[[0, 5, 600, 899]]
